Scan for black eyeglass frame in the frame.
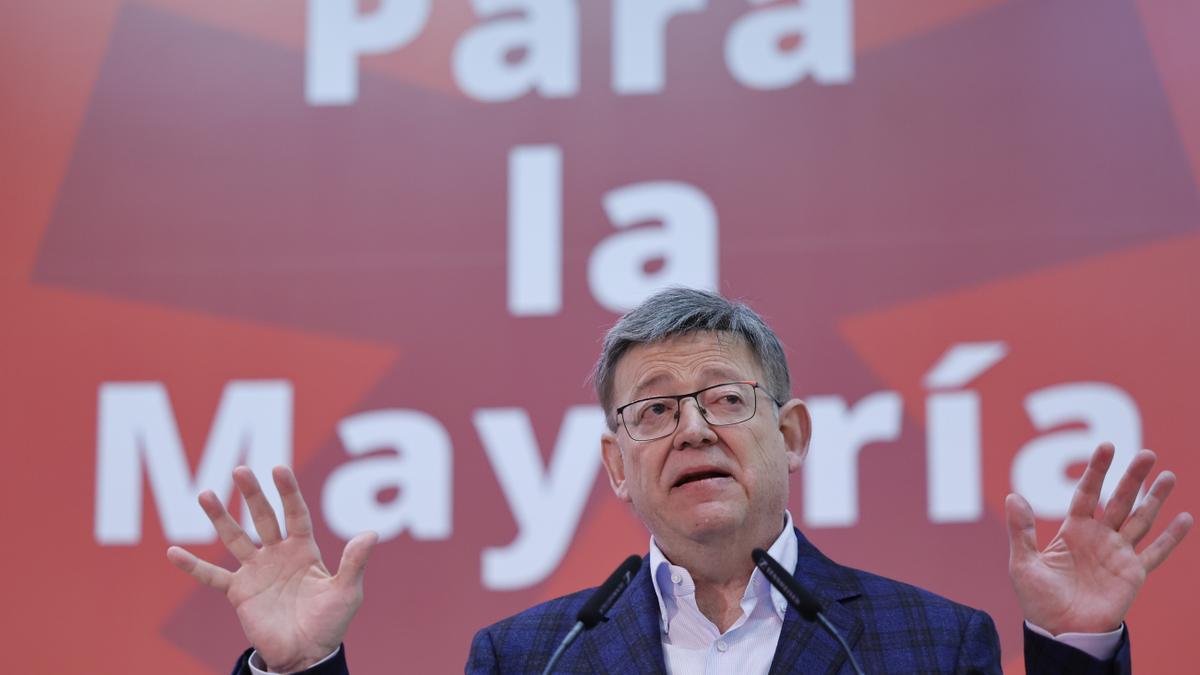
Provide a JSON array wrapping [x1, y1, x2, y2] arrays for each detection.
[[614, 380, 785, 442]]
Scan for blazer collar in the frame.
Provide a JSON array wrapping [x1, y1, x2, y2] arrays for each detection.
[[768, 528, 865, 674], [585, 557, 669, 674], [582, 529, 863, 674]]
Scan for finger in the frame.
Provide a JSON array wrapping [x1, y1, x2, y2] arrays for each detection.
[[167, 545, 233, 592], [1139, 511, 1194, 572], [273, 465, 313, 539], [1005, 493, 1039, 566], [234, 466, 283, 545], [335, 531, 379, 592], [1067, 443, 1115, 518], [199, 490, 258, 562], [1100, 449, 1156, 530], [1121, 470, 1177, 546]]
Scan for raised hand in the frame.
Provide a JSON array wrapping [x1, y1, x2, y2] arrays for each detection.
[[1005, 443, 1192, 635], [167, 466, 378, 673]]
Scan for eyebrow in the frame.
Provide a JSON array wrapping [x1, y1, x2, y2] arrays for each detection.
[[628, 367, 746, 400], [627, 374, 667, 401]]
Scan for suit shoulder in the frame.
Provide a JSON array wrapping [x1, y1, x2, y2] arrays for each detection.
[[836, 562, 995, 630], [467, 586, 598, 671], [477, 585, 595, 635], [818, 562, 1002, 671]]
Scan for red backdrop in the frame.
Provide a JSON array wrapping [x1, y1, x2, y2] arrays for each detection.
[[2, 0, 1198, 672]]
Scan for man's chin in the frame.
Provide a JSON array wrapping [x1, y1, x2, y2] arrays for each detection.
[[635, 497, 749, 547], [677, 503, 747, 541]]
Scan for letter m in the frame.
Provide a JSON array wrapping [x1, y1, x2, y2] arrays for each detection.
[[94, 381, 292, 545]]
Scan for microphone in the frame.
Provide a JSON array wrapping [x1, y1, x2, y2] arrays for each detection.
[[541, 554, 642, 675], [752, 548, 866, 675], [576, 554, 643, 628]]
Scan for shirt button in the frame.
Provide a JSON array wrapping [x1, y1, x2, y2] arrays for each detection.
[[671, 573, 681, 584], [716, 640, 728, 652]]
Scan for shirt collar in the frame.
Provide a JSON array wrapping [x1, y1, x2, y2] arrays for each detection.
[[648, 511, 797, 632]]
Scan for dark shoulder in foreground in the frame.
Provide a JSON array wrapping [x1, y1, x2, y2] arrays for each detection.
[[836, 561, 990, 632], [782, 542, 1004, 675], [466, 585, 600, 674], [477, 585, 597, 641], [791, 528, 995, 639]]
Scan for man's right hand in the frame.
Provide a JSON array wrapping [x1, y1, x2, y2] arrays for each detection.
[[167, 466, 377, 674]]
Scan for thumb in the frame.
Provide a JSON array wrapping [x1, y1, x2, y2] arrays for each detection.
[[1005, 493, 1039, 566], [335, 531, 379, 590]]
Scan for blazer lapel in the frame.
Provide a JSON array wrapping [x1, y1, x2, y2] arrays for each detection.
[[583, 558, 668, 674], [768, 530, 864, 674], [575, 532, 862, 675]]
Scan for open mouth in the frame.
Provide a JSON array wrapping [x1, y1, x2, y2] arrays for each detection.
[[673, 470, 732, 488]]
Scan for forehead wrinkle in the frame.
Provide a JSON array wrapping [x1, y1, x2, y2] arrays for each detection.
[[614, 333, 761, 404], [623, 349, 759, 401]]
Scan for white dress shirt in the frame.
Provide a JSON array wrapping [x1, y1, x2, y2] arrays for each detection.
[[649, 512, 797, 675]]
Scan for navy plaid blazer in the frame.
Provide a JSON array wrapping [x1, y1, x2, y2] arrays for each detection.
[[232, 529, 1131, 674]]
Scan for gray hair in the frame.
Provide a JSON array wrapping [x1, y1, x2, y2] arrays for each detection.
[[593, 287, 792, 429]]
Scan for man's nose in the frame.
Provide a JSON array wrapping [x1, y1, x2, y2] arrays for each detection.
[[673, 397, 717, 450]]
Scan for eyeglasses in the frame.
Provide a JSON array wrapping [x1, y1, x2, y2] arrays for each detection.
[[614, 381, 782, 442]]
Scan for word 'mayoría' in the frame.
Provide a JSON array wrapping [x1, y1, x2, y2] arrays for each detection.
[[93, 343, 1141, 590]]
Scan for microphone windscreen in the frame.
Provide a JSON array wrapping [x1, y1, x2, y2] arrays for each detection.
[[752, 548, 824, 621], [576, 555, 643, 628]]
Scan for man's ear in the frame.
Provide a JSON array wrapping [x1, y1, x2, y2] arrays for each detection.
[[601, 429, 631, 502], [778, 399, 812, 473]]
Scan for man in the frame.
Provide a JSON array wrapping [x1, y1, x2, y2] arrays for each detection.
[[169, 288, 1192, 674]]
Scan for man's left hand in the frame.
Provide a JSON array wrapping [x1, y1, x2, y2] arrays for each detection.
[[1006, 442, 1193, 634]]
